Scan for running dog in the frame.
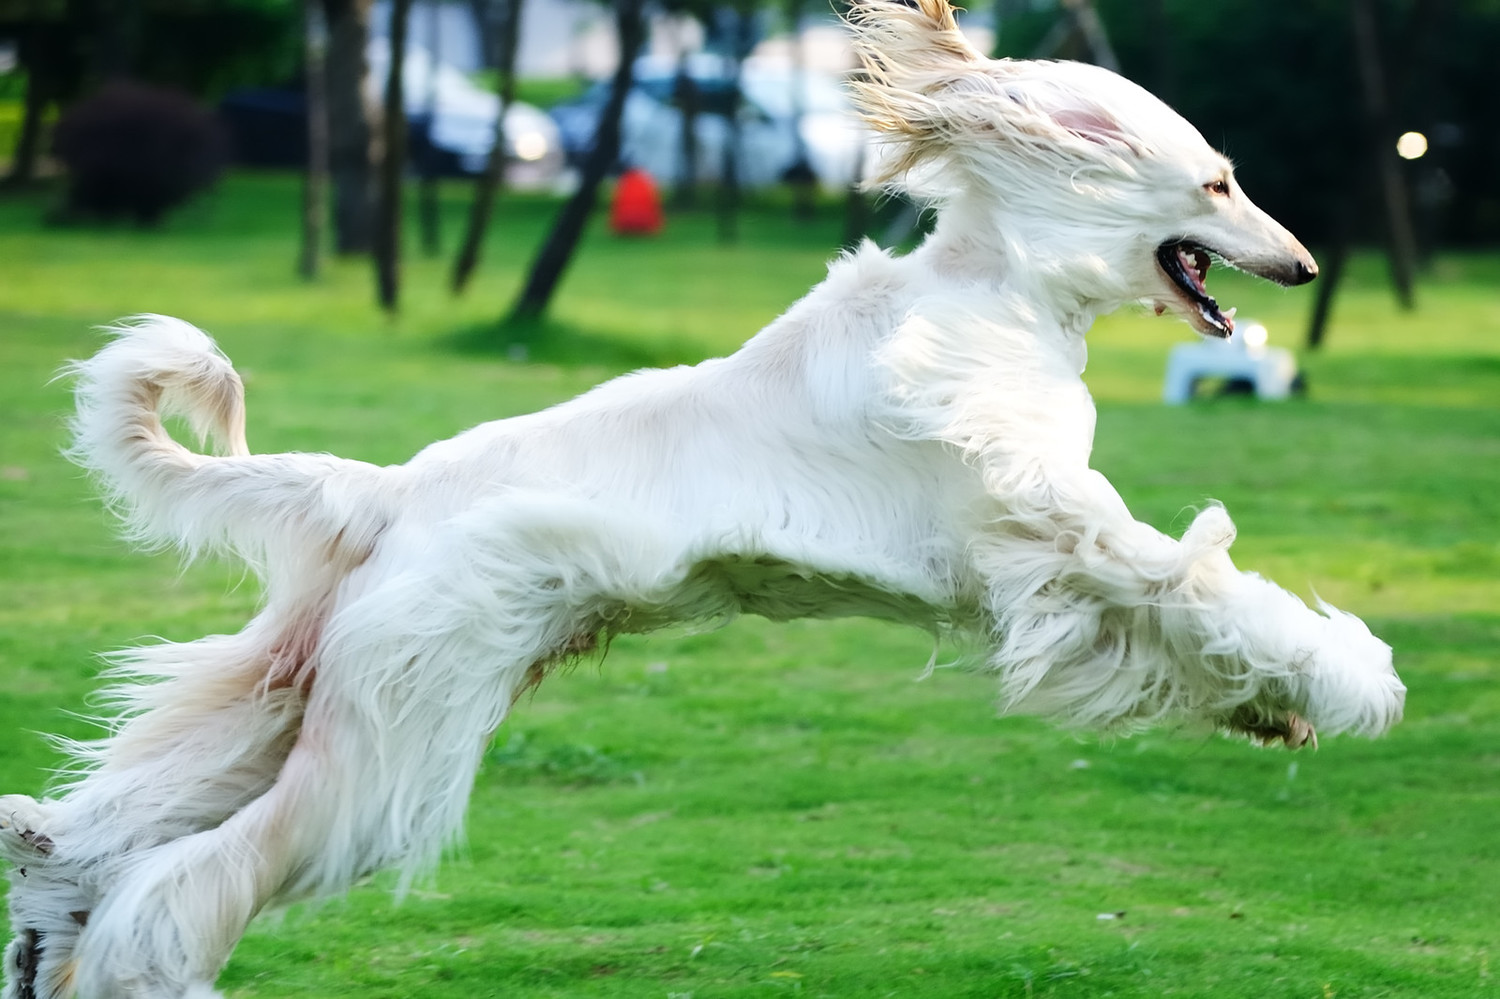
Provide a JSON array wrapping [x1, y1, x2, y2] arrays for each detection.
[[2, 2, 1403, 995]]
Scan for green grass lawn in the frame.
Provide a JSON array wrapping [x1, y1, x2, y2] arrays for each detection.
[[1, 174, 1497, 998]]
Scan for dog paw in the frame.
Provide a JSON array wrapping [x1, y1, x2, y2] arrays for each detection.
[[1280, 713, 1318, 750], [4, 929, 80, 999], [1303, 603, 1405, 737], [2, 930, 41, 999], [1222, 709, 1318, 750], [1181, 504, 1236, 554], [0, 796, 56, 862]]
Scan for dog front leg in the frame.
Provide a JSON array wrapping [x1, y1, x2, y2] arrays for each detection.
[[976, 468, 1404, 741]]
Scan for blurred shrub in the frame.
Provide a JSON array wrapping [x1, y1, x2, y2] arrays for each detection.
[[52, 80, 228, 224]]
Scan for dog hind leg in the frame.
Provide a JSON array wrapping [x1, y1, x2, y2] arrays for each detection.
[[68, 517, 625, 997], [2, 629, 309, 999]]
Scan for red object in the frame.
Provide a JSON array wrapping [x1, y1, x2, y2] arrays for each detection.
[[609, 168, 664, 236]]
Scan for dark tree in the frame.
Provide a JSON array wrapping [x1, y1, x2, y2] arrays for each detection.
[[670, 42, 701, 208], [655, 0, 713, 207], [374, 0, 413, 312], [299, 0, 330, 280], [782, 0, 817, 221], [92, 0, 143, 80], [451, 0, 524, 295], [1019, 0, 1118, 68], [714, 8, 754, 245], [1350, 0, 1417, 310], [416, 0, 442, 256], [323, 0, 375, 253], [3, 26, 71, 187], [2, 0, 298, 187], [506, 0, 646, 325]]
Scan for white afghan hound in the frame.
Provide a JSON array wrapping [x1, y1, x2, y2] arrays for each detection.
[[1, 2, 1404, 995]]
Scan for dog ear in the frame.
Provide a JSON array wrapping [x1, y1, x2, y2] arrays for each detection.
[[1049, 105, 1135, 149], [846, 0, 989, 181], [847, 0, 983, 71], [1000, 76, 1149, 156], [848, 1, 1143, 185]]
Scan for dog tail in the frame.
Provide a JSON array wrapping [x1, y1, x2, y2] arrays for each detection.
[[65, 315, 388, 573]]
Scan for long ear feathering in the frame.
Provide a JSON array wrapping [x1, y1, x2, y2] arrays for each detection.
[[845, 0, 1143, 190], [845, 0, 982, 86], [845, 0, 985, 184]]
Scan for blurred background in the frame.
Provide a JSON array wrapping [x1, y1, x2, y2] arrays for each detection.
[[2, 5, 1499, 997], [1, 0, 1496, 326]]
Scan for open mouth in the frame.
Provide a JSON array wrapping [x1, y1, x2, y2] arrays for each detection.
[[1156, 240, 1235, 337]]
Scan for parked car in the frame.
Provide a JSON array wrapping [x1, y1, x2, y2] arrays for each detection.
[[549, 54, 870, 189], [365, 41, 564, 184], [220, 43, 564, 187]]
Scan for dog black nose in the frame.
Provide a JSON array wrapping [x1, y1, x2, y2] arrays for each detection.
[[1293, 256, 1319, 285]]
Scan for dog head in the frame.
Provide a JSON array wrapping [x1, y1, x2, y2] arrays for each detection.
[[848, 0, 1316, 337]]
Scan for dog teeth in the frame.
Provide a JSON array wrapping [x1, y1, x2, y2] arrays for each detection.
[[1224, 307, 1237, 321]]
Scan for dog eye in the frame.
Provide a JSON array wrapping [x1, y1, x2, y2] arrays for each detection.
[[1205, 179, 1230, 196]]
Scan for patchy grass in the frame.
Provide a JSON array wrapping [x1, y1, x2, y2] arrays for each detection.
[[0, 174, 1497, 998]]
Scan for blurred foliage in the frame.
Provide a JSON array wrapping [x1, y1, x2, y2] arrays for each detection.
[[0, 0, 300, 102], [126, 1, 301, 98], [995, 0, 1500, 246]]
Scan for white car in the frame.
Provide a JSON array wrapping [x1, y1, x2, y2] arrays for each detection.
[[550, 54, 872, 189], [365, 40, 564, 185]]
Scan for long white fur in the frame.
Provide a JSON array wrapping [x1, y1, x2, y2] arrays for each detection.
[[2, 2, 1404, 996]]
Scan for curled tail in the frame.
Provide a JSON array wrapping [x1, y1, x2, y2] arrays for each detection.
[[67, 316, 248, 548], [4, 319, 392, 999], [66, 315, 390, 576]]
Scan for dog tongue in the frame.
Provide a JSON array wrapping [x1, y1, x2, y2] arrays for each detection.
[[1178, 246, 1210, 293]]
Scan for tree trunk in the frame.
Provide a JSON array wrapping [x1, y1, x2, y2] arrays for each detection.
[[715, 72, 741, 244], [784, 0, 816, 221], [1059, 0, 1119, 72], [1304, 238, 1349, 351], [1350, 0, 1416, 310], [3, 30, 53, 188], [506, 0, 645, 326], [417, 0, 443, 257], [841, 139, 870, 249], [670, 47, 700, 209], [841, 66, 871, 248], [324, 0, 375, 254], [1033, 0, 1118, 69], [299, 0, 331, 280], [375, 0, 414, 312], [452, 0, 524, 295], [1140, 0, 1173, 104], [468, 0, 499, 69], [94, 0, 143, 81], [715, 10, 752, 245]]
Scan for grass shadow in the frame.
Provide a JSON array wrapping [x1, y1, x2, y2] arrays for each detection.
[[445, 314, 710, 370]]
